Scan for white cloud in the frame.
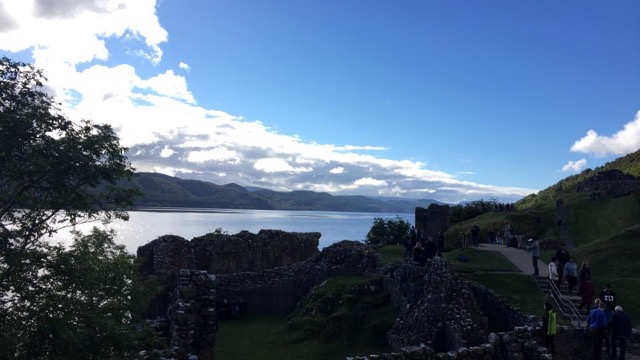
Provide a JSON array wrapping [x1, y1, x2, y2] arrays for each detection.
[[159, 146, 175, 158], [138, 70, 195, 103], [0, 0, 538, 203], [253, 158, 313, 173], [561, 159, 588, 172], [0, 0, 167, 65], [570, 110, 640, 157], [187, 147, 240, 164], [354, 177, 388, 187]]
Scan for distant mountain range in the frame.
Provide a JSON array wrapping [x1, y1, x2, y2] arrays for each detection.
[[132, 172, 442, 213]]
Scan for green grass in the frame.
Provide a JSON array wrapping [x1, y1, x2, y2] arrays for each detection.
[[444, 248, 519, 273], [442, 248, 544, 317], [215, 275, 396, 360], [569, 228, 640, 323], [462, 272, 545, 316], [376, 245, 405, 264]]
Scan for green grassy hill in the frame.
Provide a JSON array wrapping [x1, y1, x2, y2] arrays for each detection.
[[441, 148, 640, 322]]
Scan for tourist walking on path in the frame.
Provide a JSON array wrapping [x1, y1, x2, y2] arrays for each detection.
[[564, 257, 578, 294], [527, 237, 540, 276], [542, 302, 557, 355], [579, 260, 592, 284], [599, 283, 617, 320], [503, 221, 512, 246], [470, 224, 480, 247], [610, 305, 632, 360], [586, 300, 609, 360], [555, 244, 570, 283], [548, 257, 560, 302], [579, 279, 595, 316]]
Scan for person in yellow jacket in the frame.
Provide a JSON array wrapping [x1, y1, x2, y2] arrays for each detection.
[[542, 302, 557, 355]]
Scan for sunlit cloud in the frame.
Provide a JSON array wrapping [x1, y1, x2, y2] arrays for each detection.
[[570, 110, 640, 157], [354, 177, 388, 187], [561, 159, 588, 172], [178, 61, 190, 71]]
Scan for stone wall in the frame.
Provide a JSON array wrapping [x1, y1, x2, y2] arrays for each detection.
[[215, 240, 380, 315], [348, 326, 555, 360], [575, 169, 640, 198], [381, 258, 487, 352], [137, 230, 320, 318], [415, 204, 450, 239], [191, 229, 320, 274], [167, 270, 217, 360]]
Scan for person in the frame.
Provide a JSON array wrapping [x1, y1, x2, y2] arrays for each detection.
[[542, 302, 557, 355], [579, 260, 592, 284], [410, 227, 418, 256], [564, 256, 578, 294], [436, 231, 444, 257], [548, 257, 560, 301], [424, 236, 437, 260], [527, 237, 540, 276], [487, 228, 496, 244], [599, 284, 617, 320], [610, 305, 632, 360], [555, 244, 570, 283], [503, 221, 512, 246], [509, 236, 519, 248], [579, 278, 595, 316], [403, 234, 413, 258], [586, 300, 609, 360], [413, 241, 426, 266], [470, 224, 480, 247]]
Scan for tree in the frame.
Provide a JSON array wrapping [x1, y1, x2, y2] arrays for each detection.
[[365, 216, 410, 246], [0, 57, 143, 358], [2, 229, 156, 359], [365, 217, 389, 246]]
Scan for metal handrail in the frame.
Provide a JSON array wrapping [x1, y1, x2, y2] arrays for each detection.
[[547, 278, 584, 326]]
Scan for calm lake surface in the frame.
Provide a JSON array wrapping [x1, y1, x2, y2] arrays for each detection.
[[49, 208, 414, 253]]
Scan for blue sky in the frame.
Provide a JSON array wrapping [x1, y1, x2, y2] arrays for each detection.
[[1, 0, 639, 203]]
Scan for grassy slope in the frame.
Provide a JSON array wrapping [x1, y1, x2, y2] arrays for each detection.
[[444, 248, 545, 316]]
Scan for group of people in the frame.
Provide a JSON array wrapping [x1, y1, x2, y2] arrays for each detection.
[[586, 296, 632, 360], [469, 221, 517, 247], [528, 239, 633, 359], [403, 226, 444, 266]]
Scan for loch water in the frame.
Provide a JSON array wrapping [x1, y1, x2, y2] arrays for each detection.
[[48, 208, 414, 253]]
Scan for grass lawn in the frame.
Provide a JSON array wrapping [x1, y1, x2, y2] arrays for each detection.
[[443, 248, 544, 316], [376, 244, 405, 264], [444, 248, 519, 273], [215, 275, 396, 360]]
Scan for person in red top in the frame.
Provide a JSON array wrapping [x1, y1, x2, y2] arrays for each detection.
[[579, 279, 595, 316]]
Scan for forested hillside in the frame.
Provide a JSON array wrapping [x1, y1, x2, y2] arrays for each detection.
[[132, 172, 435, 213]]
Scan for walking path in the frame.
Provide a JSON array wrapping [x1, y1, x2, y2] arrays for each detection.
[[476, 243, 548, 277]]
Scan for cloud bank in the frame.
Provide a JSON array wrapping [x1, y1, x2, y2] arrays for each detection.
[[0, 0, 537, 203], [561, 159, 587, 173], [570, 111, 640, 158]]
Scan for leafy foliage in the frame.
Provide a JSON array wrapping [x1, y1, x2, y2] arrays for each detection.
[[0, 229, 156, 359], [0, 57, 144, 359], [365, 216, 410, 246]]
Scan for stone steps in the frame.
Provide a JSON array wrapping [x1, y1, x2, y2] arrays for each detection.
[[533, 276, 586, 323]]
